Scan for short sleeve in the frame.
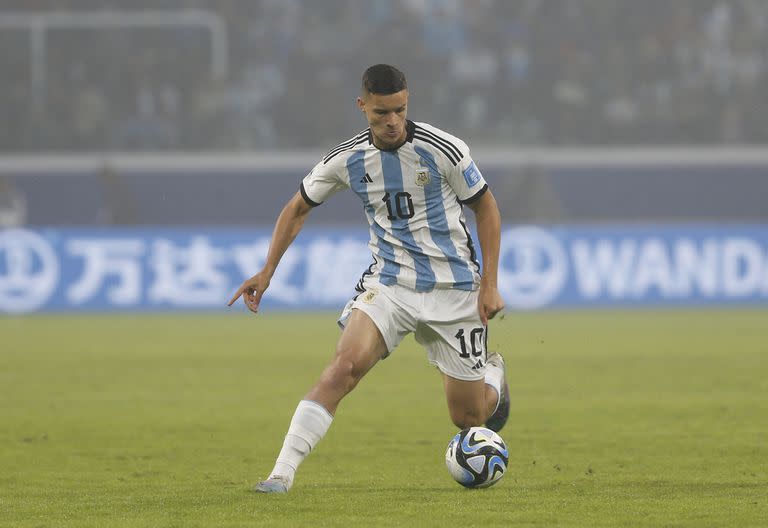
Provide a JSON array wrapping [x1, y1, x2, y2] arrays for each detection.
[[300, 158, 348, 206], [445, 143, 488, 204]]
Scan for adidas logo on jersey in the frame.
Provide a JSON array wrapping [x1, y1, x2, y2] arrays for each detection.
[[360, 173, 373, 184], [471, 359, 485, 370]]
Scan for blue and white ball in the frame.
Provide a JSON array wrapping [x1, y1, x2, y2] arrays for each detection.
[[445, 426, 508, 488]]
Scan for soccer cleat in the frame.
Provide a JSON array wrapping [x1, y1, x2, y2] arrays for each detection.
[[484, 352, 510, 433], [253, 475, 290, 494]]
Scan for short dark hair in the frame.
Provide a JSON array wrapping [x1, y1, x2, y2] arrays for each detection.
[[362, 64, 407, 95]]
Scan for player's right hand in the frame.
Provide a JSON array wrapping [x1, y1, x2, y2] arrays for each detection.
[[228, 272, 270, 314]]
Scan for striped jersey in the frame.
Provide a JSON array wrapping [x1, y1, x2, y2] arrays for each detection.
[[300, 120, 487, 292]]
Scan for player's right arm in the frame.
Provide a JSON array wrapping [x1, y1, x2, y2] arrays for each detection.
[[227, 191, 313, 313]]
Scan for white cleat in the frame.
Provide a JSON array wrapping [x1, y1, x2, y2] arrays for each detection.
[[253, 475, 290, 494]]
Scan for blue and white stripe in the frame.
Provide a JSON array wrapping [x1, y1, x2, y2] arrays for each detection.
[[415, 146, 475, 290], [347, 150, 399, 286], [380, 150, 436, 292]]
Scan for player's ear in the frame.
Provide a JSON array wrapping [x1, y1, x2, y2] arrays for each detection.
[[356, 96, 365, 112]]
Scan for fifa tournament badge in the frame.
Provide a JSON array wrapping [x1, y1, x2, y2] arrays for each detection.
[[415, 165, 431, 187]]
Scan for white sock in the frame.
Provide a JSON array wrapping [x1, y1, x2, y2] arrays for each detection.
[[268, 400, 333, 487], [484, 362, 503, 414]]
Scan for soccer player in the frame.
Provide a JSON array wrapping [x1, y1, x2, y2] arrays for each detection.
[[228, 64, 509, 493]]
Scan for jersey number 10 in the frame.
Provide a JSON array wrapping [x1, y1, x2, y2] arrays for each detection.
[[455, 328, 484, 358], [382, 192, 415, 220]]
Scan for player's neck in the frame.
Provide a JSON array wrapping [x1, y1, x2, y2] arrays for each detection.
[[371, 130, 407, 151]]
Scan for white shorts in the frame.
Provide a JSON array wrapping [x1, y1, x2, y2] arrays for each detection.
[[337, 278, 487, 381]]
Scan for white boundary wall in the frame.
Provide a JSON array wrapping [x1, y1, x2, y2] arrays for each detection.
[[2, 147, 768, 174]]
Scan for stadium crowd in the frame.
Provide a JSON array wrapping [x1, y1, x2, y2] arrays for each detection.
[[1, 0, 767, 151]]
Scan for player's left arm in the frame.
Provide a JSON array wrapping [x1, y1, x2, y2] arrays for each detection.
[[467, 189, 505, 326]]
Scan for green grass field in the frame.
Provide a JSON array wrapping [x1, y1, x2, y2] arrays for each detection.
[[1, 311, 766, 527]]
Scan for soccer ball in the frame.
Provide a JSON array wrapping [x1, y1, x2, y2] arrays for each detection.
[[445, 426, 508, 488]]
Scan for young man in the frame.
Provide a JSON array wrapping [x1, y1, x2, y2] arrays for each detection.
[[228, 64, 509, 493]]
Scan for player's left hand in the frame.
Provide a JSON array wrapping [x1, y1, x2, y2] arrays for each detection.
[[478, 284, 505, 327]]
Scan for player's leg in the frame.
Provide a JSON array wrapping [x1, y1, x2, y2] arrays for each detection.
[[417, 322, 506, 429], [442, 374, 500, 428], [256, 309, 388, 493], [305, 308, 388, 413], [416, 288, 509, 431]]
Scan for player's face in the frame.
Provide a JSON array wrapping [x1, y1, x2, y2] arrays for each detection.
[[357, 90, 408, 150]]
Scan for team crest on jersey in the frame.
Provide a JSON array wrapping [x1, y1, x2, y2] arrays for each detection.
[[361, 289, 379, 304], [415, 168, 431, 187]]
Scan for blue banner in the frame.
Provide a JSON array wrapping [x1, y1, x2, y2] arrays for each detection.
[[1, 226, 767, 313], [498, 225, 768, 309]]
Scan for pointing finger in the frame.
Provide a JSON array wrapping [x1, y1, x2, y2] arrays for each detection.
[[227, 287, 244, 306]]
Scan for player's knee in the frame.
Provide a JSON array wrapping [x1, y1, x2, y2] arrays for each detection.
[[326, 354, 363, 393]]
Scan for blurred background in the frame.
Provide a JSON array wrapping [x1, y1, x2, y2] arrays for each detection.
[[2, 0, 768, 151], [0, 0, 766, 313]]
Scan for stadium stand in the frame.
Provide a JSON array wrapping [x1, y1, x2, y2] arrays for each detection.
[[1, 0, 767, 151]]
